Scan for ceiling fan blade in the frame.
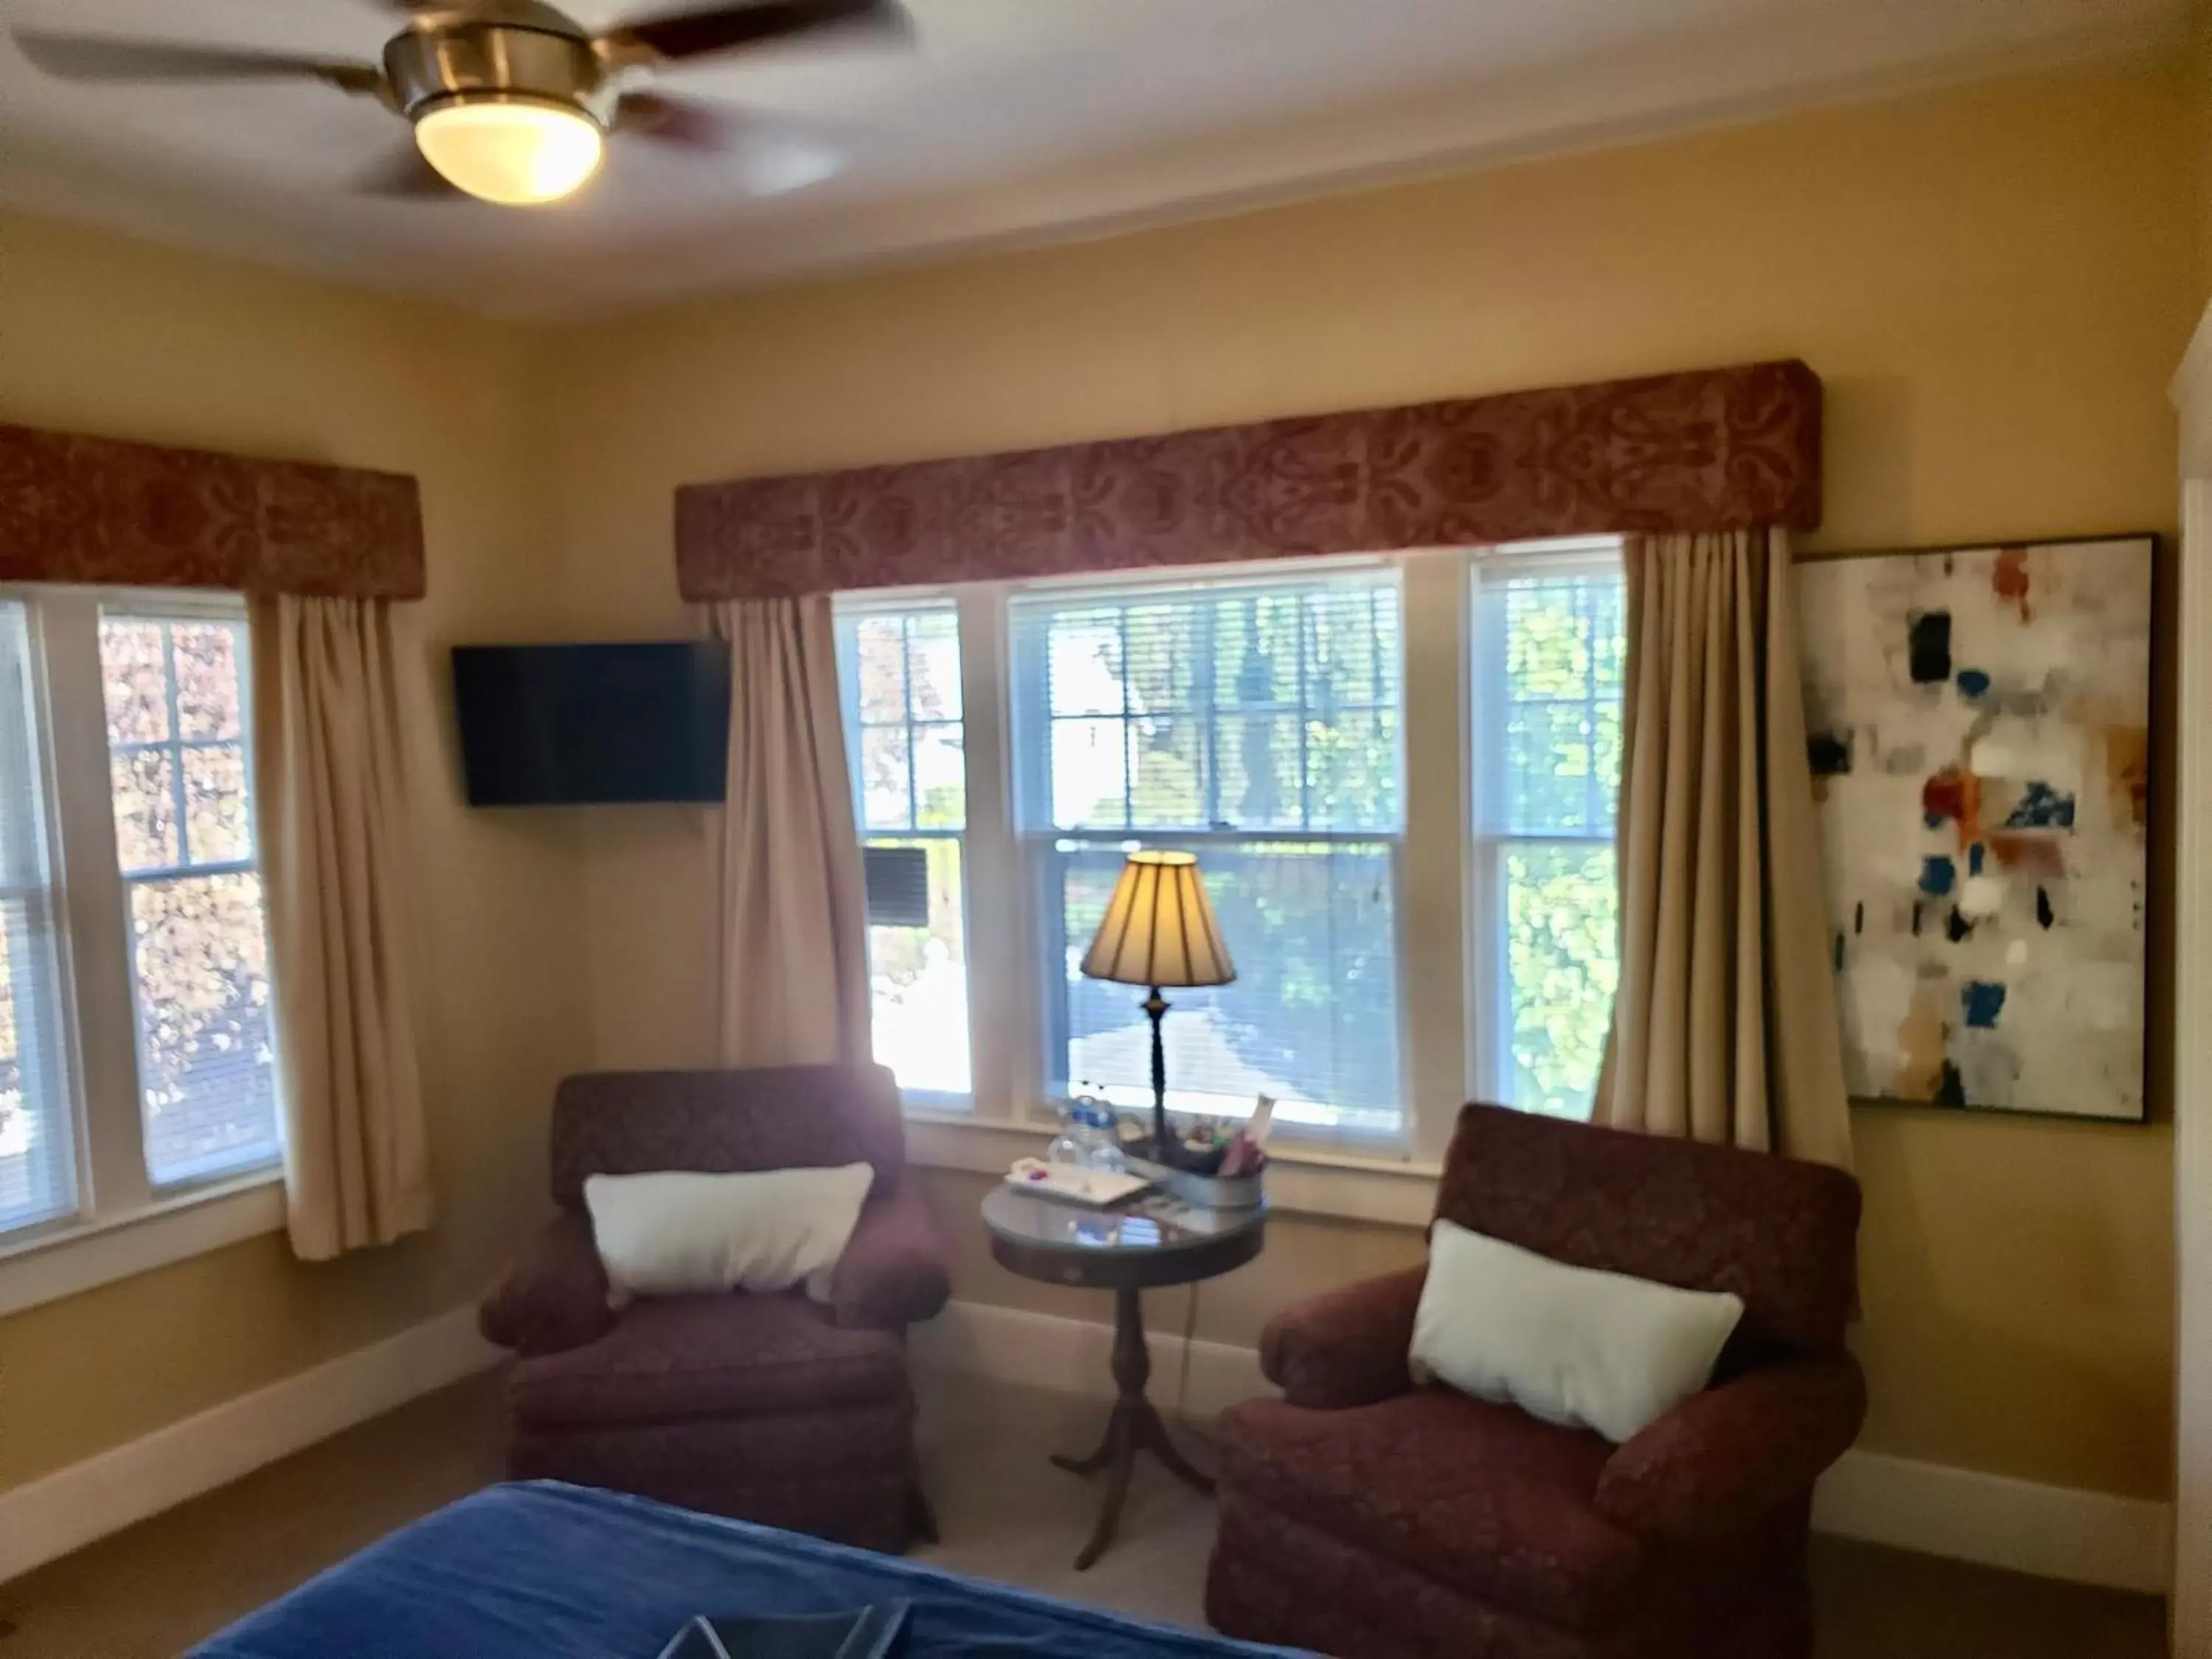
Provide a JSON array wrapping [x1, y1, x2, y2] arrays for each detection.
[[616, 98, 846, 194], [599, 0, 906, 64], [12, 32, 385, 94], [614, 90, 736, 150], [356, 142, 467, 200]]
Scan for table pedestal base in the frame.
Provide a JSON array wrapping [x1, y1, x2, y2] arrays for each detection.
[[1050, 1284, 1215, 1570]]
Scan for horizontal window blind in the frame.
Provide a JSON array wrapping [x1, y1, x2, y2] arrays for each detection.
[[1010, 571, 1402, 835], [1010, 569, 1405, 1140], [0, 602, 76, 1232]]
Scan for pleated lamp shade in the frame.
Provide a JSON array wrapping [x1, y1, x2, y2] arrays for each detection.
[[1079, 851, 1237, 990]]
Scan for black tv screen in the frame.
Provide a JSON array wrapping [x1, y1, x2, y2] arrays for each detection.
[[452, 641, 731, 806]]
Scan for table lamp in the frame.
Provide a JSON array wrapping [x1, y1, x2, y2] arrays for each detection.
[[1079, 850, 1237, 1164]]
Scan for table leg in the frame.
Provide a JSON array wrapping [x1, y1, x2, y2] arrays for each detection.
[[1048, 1413, 1121, 1478], [1138, 1405, 1216, 1496], [1051, 1284, 1217, 1569]]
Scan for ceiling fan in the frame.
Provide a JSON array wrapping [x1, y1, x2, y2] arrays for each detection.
[[9, 0, 907, 206]]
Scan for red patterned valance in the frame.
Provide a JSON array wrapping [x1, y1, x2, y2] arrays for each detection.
[[0, 423, 425, 599], [675, 359, 1820, 600]]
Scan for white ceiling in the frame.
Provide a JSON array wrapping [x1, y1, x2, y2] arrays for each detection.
[[0, 0, 2185, 319]]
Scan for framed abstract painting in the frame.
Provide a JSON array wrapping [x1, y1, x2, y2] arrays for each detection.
[[1796, 535, 2156, 1122]]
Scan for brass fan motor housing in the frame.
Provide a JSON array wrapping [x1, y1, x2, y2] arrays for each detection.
[[383, 11, 619, 128]]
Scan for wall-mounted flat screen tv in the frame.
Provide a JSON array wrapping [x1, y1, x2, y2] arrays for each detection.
[[453, 641, 731, 807]]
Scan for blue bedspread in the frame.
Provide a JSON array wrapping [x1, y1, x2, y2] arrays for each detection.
[[190, 1481, 1308, 1659]]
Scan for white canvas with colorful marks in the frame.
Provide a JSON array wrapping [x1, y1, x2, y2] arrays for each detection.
[[1798, 537, 2153, 1121]]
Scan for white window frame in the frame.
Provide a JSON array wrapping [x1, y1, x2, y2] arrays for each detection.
[[835, 590, 978, 1113], [101, 596, 282, 1188], [1465, 540, 1627, 1119], [1006, 558, 1412, 1155], [858, 541, 1624, 1223], [0, 588, 283, 1318]]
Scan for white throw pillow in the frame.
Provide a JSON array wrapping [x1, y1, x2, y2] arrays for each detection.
[[582, 1164, 875, 1308], [1408, 1218, 1745, 1444]]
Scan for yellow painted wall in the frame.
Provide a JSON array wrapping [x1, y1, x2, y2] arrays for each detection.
[[0, 54, 2188, 1510], [0, 216, 592, 1489], [546, 60, 2191, 1500], [2192, 10, 2212, 303]]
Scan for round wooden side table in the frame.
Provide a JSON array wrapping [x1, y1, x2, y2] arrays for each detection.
[[981, 1183, 1267, 1570]]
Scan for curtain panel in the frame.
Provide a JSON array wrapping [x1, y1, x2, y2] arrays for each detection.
[[252, 594, 432, 1260], [0, 422, 425, 599], [1599, 529, 1853, 1168], [2, 421, 433, 1257], [674, 361, 1821, 601], [711, 597, 872, 1067]]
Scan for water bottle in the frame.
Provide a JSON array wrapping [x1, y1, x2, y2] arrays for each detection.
[[1074, 1099, 1126, 1173], [1046, 1099, 1087, 1167]]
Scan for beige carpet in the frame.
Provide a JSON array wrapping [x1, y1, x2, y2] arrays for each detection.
[[0, 1369, 2168, 1658]]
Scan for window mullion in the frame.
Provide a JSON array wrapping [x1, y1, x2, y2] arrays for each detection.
[[1399, 549, 1471, 1166], [1294, 602, 1312, 828], [899, 616, 920, 832], [37, 596, 151, 1219], [161, 625, 192, 869], [1581, 578, 1602, 835], [1198, 599, 1220, 830], [1117, 607, 1135, 830], [956, 586, 1021, 1123]]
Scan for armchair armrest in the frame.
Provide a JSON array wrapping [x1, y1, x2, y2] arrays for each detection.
[[1594, 1354, 1867, 1543], [1260, 1265, 1427, 1410], [828, 1183, 950, 1329], [479, 1211, 617, 1358]]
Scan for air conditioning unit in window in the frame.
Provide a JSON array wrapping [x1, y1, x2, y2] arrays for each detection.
[[863, 844, 929, 927]]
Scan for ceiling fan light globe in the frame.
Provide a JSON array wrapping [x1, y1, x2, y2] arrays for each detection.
[[413, 97, 604, 206]]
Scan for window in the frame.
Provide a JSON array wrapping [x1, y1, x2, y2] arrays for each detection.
[[0, 591, 283, 1259], [1009, 568, 1405, 1142], [834, 597, 973, 1102], [835, 543, 1625, 1172], [100, 610, 279, 1185], [0, 603, 75, 1235], [1469, 548, 1627, 1119]]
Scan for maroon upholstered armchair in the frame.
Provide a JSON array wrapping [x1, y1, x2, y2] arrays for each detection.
[[1206, 1103, 1864, 1659], [479, 1065, 950, 1552]]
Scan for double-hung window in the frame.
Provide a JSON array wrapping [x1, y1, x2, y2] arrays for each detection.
[[834, 597, 973, 1104], [830, 543, 1624, 1181], [0, 602, 75, 1236], [0, 590, 281, 1264], [1467, 544, 1627, 1119], [1008, 566, 1405, 1144], [99, 606, 279, 1183]]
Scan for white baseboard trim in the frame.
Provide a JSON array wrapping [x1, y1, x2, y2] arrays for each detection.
[[914, 1294, 1269, 1420], [913, 1298, 2174, 1596], [0, 1301, 500, 1585], [1809, 1447, 2172, 1596], [1, 1293, 2171, 1600]]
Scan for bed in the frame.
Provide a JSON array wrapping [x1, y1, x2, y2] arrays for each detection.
[[189, 1481, 1310, 1658]]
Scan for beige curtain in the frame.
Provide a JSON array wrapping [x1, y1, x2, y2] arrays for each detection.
[[1599, 529, 1853, 1168], [711, 597, 871, 1065], [251, 594, 431, 1260]]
